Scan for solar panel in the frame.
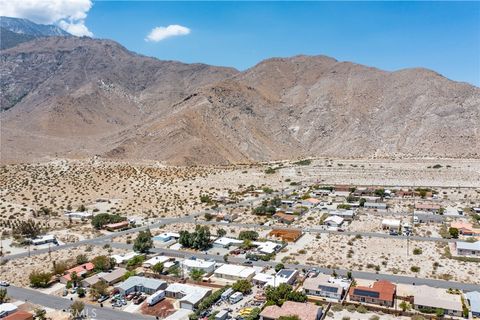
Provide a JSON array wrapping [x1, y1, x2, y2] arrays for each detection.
[[353, 289, 379, 298], [319, 285, 338, 293]]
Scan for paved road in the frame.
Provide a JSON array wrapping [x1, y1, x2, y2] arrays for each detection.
[[0, 187, 302, 263], [110, 242, 480, 292], [5, 285, 155, 320], [192, 220, 456, 243]]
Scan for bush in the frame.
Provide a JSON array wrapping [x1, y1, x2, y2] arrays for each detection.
[[91, 213, 126, 229], [346, 304, 356, 312], [331, 304, 343, 312], [413, 248, 422, 255], [410, 266, 420, 272], [29, 270, 52, 288], [356, 305, 368, 313]]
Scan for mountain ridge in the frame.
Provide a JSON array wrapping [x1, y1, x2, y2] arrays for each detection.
[[1, 35, 479, 164]]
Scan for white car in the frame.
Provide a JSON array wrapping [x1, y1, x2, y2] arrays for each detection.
[[0, 281, 9, 287]]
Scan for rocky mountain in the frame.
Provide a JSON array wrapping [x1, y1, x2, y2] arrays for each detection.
[[0, 16, 70, 37], [0, 27, 36, 50], [0, 17, 71, 50], [1, 36, 479, 164]]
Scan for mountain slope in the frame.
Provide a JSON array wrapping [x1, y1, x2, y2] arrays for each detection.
[[0, 16, 70, 37], [1, 37, 479, 164], [0, 27, 36, 50]]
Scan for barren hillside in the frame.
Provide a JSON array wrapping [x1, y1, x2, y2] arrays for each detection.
[[1, 37, 479, 164]]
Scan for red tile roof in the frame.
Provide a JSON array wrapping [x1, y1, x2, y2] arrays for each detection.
[[4, 311, 33, 320], [63, 262, 95, 281], [349, 280, 396, 302]]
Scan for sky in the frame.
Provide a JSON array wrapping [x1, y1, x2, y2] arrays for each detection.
[[1, 1, 479, 86]]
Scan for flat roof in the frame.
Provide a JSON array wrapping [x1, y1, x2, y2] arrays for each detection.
[[413, 285, 462, 311], [116, 276, 166, 291], [214, 264, 257, 278], [466, 291, 480, 314], [456, 240, 480, 251], [143, 255, 171, 266], [214, 237, 243, 246], [182, 259, 216, 269]]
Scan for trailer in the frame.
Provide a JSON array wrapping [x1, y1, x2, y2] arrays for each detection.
[[146, 290, 165, 306]]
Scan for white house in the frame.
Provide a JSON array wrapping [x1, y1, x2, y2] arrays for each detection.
[[214, 264, 258, 281], [252, 241, 281, 254], [213, 237, 243, 248], [456, 240, 480, 256], [165, 283, 212, 310], [111, 252, 139, 264], [181, 259, 216, 274], [64, 211, 93, 219], [381, 219, 401, 232], [143, 255, 172, 268], [31, 234, 57, 246], [324, 216, 344, 227]]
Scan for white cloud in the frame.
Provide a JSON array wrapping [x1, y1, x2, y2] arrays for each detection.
[[145, 25, 190, 42], [0, 0, 93, 37]]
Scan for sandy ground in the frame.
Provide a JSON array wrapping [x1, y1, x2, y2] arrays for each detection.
[[0, 245, 128, 287], [277, 233, 479, 284]]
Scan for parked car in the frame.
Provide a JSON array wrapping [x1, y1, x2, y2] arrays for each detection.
[[0, 281, 10, 287], [243, 261, 253, 265], [133, 295, 146, 305], [97, 295, 109, 303]]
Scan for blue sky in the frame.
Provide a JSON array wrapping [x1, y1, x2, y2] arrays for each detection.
[[84, 1, 480, 86]]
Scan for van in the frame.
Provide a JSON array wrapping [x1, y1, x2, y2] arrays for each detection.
[[229, 292, 243, 304]]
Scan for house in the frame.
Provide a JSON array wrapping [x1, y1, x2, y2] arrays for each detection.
[[30, 235, 57, 246], [252, 241, 281, 255], [0, 304, 18, 318], [115, 276, 167, 295], [412, 285, 463, 317], [450, 221, 480, 236], [455, 240, 480, 256], [303, 273, 350, 301], [182, 259, 216, 275], [260, 301, 322, 320], [381, 219, 401, 232], [111, 252, 139, 265], [81, 267, 127, 287], [4, 311, 34, 320], [104, 220, 129, 231], [268, 229, 302, 242], [328, 210, 355, 221], [273, 212, 296, 224], [364, 202, 387, 210], [165, 283, 212, 310], [253, 269, 298, 287], [324, 215, 344, 228], [60, 262, 95, 284], [312, 189, 332, 197], [413, 212, 445, 223], [64, 211, 93, 219], [153, 232, 180, 242], [214, 264, 257, 281], [415, 203, 441, 213], [213, 237, 243, 248], [281, 200, 296, 208], [143, 255, 172, 268], [349, 280, 396, 307], [466, 291, 480, 317]]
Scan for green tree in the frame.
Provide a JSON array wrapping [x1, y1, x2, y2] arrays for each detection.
[[190, 268, 205, 281], [77, 204, 86, 212], [232, 279, 253, 294], [70, 300, 85, 319], [34, 309, 47, 320], [217, 228, 227, 237], [265, 283, 307, 306], [152, 262, 164, 275], [274, 263, 285, 273], [168, 265, 181, 277], [13, 219, 42, 239], [448, 227, 459, 239], [91, 255, 115, 271], [76, 287, 86, 298], [91, 213, 126, 229], [29, 270, 52, 288], [70, 271, 78, 286], [399, 301, 411, 311], [238, 230, 259, 241], [0, 288, 8, 303], [90, 281, 108, 300], [133, 229, 153, 253], [179, 226, 211, 250], [76, 254, 88, 265]]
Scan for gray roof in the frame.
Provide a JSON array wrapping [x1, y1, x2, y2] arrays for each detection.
[[466, 291, 480, 313], [116, 276, 166, 291], [100, 267, 127, 283], [456, 241, 480, 251]]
